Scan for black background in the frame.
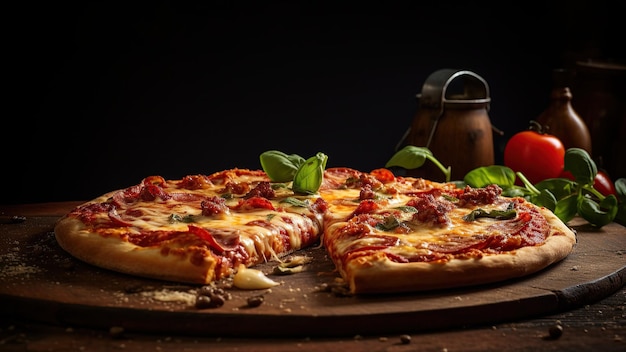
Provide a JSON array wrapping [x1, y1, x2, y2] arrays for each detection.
[[4, 1, 624, 204]]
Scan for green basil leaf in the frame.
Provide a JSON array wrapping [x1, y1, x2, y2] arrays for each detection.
[[500, 187, 527, 198], [463, 206, 517, 222], [534, 178, 578, 200], [564, 148, 597, 186], [394, 206, 418, 213], [375, 215, 401, 231], [292, 152, 328, 194], [553, 193, 579, 224], [578, 194, 618, 228], [464, 165, 516, 188], [280, 197, 309, 208], [615, 178, 626, 226], [532, 189, 558, 212], [260, 150, 305, 182], [385, 146, 432, 169], [169, 214, 195, 223], [385, 145, 452, 182], [615, 178, 626, 202]]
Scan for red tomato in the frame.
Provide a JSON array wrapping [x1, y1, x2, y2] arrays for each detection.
[[559, 170, 617, 196], [503, 130, 565, 184], [370, 168, 395, 184], [559, 170, 575, 180], [594, 171, 617, 196]]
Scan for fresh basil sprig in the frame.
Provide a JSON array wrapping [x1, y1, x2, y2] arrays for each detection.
[[260, 150, 328, 194], [464, 148, 619, 228], [387, 145, 623, 228]]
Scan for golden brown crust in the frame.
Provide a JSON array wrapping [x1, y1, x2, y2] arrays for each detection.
[[54, 216, 217, 284]]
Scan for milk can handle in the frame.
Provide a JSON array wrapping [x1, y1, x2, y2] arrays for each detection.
[[420, 69, 491, 147], [420, 69, 490, 108]]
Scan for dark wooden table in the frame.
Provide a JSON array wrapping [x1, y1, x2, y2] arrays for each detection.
[[1, 202, 624, 352]]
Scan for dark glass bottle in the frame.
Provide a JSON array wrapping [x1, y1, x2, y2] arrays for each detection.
[[536, 69, 592, 154]]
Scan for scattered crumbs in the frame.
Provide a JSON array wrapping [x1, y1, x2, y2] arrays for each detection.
[[140, 289, 197, 306], [454, 296, 463, 301], [399, 334, 411, 344], [10, 215, 27, 223], [0, 251, 42, 279], [570, 265, 580, 271], [109, 326, 125, 339]]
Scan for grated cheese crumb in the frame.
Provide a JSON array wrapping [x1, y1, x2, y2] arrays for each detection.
[[139, 289, 197, 306]]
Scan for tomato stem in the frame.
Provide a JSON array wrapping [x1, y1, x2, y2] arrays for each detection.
[[528, 120, 545, 134]]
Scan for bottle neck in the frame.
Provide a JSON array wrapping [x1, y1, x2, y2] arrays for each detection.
[[550, 87, 573, 103]]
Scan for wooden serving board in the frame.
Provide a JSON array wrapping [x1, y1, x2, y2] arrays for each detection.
[[1, 215, 624, 338]]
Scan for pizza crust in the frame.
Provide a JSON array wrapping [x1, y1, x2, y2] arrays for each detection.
[[343, 207, 576, 294], [55, 216, 217, 284]]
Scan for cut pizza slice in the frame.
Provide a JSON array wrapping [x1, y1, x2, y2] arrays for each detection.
[[319, 167, 577, 294], [54, 169, 326, 285]]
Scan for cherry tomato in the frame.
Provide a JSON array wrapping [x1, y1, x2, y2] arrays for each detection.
[[503, 130, 565, 184], [370, 168, 395, 184], [594, 171, 617, 196], [561, 170, 617, 196]]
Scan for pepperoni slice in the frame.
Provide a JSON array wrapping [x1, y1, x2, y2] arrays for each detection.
[[234, 196, 276, 211], [321, 167, 362, 189], [187, 225, 240, 253], [485, 207, 549, 250]]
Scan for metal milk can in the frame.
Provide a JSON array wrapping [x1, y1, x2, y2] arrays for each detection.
[[403, 69, 494, 181]]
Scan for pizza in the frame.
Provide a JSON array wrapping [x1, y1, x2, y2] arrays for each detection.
[[54, 169, 327, 287], [54, 161, 577, 295], [318, 167, 577, 294]]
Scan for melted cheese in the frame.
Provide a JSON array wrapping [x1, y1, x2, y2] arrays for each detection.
[[81, 172, 324, 269], [233, 264, 280, 289], [322, 186, 522, 259]]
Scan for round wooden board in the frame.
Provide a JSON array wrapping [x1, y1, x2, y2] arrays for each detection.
[[1, 216, 624, 338]]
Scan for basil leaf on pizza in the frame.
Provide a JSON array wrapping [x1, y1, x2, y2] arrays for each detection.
[[292, 152, 328, 195], [260, 150, 305, 182]]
